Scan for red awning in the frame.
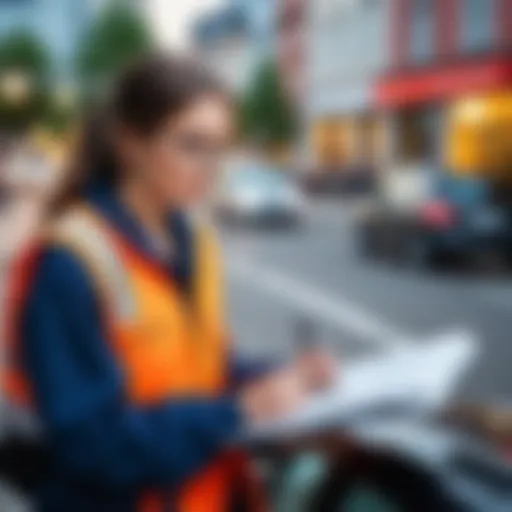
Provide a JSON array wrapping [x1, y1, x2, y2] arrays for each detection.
[[376, 56, 512, 108]]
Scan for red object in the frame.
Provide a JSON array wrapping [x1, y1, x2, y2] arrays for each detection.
[[376, 56, 512, 108], [420, 201, 457, 228]]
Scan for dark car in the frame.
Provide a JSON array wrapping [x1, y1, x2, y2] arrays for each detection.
[[302, 164, 376, 196], [357, 173, 512, 269]]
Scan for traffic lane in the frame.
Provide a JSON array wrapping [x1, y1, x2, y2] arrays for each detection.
[[228, 275, 384, 362], [222, 207, 512, 400], [225, 202, 395, 358], [224, 216, 507, 337], [228, 278, 294, 359]]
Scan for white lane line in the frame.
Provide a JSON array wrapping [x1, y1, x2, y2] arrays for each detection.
[[227, 256, 412, 347]]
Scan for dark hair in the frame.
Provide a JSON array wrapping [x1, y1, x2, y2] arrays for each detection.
[[51, 53, 227, 213]]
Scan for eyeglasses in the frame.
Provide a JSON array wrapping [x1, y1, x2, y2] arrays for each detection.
[[160, 131, 231, 166]]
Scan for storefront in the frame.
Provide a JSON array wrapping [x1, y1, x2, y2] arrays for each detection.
[[306, 0, 389, 174], [310, 87, 385, 171], [376, 55, 512, 175], [311, 114, 384, 171], [448, 92, 512, 178]]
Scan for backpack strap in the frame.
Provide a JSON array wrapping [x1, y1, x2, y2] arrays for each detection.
[[192, 219, 226, 331], [43, 205, 138, 322]]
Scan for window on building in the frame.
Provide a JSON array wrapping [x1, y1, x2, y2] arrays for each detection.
[[410, 0, 435, 63], [460, 0, 496, 52]]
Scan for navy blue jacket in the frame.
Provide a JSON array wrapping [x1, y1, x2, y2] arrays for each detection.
[[18, 185, 269, 511]]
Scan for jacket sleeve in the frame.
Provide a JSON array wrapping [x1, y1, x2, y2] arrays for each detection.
[[228, 355, 278, 389], [20, 247, 243, 492]]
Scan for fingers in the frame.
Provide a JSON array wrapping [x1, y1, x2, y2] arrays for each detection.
[[240, 367, 309, 425], [240, 352, 339, 426], [296, 350, 339, 391]]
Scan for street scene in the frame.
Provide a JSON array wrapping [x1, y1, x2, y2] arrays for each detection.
[[2, 0, 512, 511], [225, 199, 512, 401]]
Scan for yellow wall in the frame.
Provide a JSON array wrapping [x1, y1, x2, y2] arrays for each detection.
[[312, 116, 379, 169], [447, 92, 512, 177]]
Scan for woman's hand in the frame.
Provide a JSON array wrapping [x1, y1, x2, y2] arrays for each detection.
[[295, 348, 338, 392], [240, 350, 339, 425], [240, 366, 309, 425]]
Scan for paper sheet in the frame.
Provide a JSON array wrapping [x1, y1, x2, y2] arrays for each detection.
[[244, 329, 478, 442]]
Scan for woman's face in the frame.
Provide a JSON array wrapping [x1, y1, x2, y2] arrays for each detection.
[[122, 94, 233, 210]]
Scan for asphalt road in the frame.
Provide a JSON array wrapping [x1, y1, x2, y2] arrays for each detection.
[[224, 198, 512, 403]]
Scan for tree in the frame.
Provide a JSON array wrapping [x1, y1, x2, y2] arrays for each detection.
[[0, 30, 51, 133], [77, 2, 153, 96], [241, 60, 297, 149], [42, 87, 78, 135]]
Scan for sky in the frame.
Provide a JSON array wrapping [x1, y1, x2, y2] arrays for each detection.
[[145, 0, 223, 49]]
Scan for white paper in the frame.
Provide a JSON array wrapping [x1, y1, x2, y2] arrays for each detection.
[[244, 329, 478, 442]]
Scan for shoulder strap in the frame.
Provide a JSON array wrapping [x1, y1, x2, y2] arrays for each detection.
[[43, 206, 137, 321], [191, 218, 225, 327]]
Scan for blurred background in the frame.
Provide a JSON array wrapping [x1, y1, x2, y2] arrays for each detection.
[[2, 0, 512, 509]]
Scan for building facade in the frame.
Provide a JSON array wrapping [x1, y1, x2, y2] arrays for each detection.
[[0, 0, 96, 83], [306, 0, 390, 171], [234, 0, 277, 68], [193, 0, 278, 95], [277, 0, 308, 105], [193, 3, 254, 94], [377, 0, 512, 173]]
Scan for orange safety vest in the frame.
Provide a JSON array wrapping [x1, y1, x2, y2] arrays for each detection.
[[4, 204, 267, 512]]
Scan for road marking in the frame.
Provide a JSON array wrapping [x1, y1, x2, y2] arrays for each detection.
[[227, 256, 412, 347]]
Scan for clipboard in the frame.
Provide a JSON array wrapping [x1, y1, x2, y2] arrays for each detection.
[[242, 329, 478, 445]]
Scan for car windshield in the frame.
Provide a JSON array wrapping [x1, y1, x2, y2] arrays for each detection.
[[433, 175, 489, 205], [230, 168, 290, 191]]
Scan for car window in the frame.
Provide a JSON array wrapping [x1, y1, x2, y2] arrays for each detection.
[[434, 176, 488, 206], [231, 169, 289, 191]]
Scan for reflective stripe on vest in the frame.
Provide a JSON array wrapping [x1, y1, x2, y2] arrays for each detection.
[[46, 207, 138, 321]]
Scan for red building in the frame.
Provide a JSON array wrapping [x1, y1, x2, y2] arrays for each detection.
[[277, 0, 307, 105], [376, 0, 512, 169]]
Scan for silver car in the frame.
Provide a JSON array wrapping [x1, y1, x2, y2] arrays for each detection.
[[216, 166, 304, 227]]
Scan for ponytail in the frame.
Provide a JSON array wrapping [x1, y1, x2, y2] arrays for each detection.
[[49, 52, 226, 215], [49, 108, 118, 214]]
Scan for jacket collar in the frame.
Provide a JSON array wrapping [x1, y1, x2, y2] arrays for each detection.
[[84, 182, 193, 290]]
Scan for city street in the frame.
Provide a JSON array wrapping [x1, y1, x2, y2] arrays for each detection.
[[225, 199, 512, 403]]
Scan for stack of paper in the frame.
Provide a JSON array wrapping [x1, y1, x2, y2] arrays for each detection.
[[244, 329, 478, 443]]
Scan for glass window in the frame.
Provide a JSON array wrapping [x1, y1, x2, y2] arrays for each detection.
[[410, 0, 435, 63], [461, 0, 496, 52]]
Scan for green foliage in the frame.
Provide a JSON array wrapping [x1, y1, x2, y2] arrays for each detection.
[[241, 60, 297, 148], [0, 30, 50, 80], [77, 1, 153, 94], [0, 30, 51, 133], [42, 96, 76, 135]]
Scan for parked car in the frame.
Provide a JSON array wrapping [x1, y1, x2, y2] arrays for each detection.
[[356, 171, 512, 269], [302, 165, 376, 196], [215, 165, 305, 227]]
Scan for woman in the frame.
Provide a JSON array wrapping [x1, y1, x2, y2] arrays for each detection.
[[4, 54, 334, 512]]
